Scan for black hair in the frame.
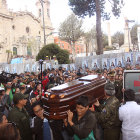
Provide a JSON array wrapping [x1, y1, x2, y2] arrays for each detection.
[[124, 89, 135, 101], [13, 99, 19, 105], [19, 86, 26, 91], [76, 95, 89, 107], [0, 112, 4, 123], [31, 101, 42, 110]]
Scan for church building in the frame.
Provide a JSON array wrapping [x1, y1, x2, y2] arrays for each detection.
[[0, 0, 54, 63]]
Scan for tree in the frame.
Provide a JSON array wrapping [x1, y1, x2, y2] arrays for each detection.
[[131, 24, 140, 48], [102, 33, 108, 48], [56, 49, 70, 64], [69, 0, 124, 55], [84, 26, 96, 56], [59, 13, 83, 60], [36, 43, 70, 64], [112, 31, 124, 47]]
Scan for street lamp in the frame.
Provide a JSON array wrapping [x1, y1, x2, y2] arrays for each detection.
[[39, 0, 46, 45], [39, 59, 43, 95]]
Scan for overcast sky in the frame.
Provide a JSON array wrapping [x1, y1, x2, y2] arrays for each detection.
[[7, 0, 140, 35]]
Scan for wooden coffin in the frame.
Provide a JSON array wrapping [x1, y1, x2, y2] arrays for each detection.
[[42, 75, 106, 120]]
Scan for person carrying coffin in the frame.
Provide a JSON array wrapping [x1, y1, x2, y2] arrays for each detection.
[[64, 95, 97, 140], [94, 82, 121, 140]]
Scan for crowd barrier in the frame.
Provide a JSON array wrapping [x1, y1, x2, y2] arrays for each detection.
[[0, 52, 139, 74]]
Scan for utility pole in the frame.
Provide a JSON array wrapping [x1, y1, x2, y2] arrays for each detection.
[[40, 0, 46, 45]]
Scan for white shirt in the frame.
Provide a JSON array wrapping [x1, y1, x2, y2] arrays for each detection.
[[119, 101, 140, 140]]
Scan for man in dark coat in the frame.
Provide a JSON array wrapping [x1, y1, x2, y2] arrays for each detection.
[[94, 82, 121, 140], [31, 101, 53, 140], [8, 93, 32, 140], [65, 95, 97, 140]]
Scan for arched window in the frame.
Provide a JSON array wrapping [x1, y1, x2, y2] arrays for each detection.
[[47, 9, 50, 17], [39, 9, 41, 17], [26, 27, 30, 33], [27, 46, 32, 56], [13, 47, 17, 55], [12, 25, 15, 30]]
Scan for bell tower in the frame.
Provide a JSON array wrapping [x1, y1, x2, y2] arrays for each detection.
[[36, 0, 53, 28], [0, 0, 7, 9]]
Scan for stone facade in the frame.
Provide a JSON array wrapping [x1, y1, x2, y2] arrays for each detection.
[[0, 0, 54, 63]]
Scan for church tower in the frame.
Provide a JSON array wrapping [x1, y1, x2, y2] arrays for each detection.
[[36, 0, 54, 44], [0, 0, 7, 9], [36, 0, 53, 31]]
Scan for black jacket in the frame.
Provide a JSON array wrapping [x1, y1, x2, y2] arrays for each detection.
[[32, 116, 43, 140], [66, 110, 97, 139]]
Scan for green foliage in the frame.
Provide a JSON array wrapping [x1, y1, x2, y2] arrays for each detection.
[[84, 26, 96, 43], [59, 13, 83, 44], [112, 31, 124, 46], [68, 0, 124, 55], [102, 33, 108, 48], [69, 0, 124, 19], [56, 49, 70, 64], [59, 13, 83, 58], [36, 43, 70, 64], [104, 46, 114, 51]]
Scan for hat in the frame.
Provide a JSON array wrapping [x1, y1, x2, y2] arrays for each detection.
[[13, 93, 28, 104], [104, 82, 115, 96], [108, 71, 115, 77], [104, 82, 115, 90]]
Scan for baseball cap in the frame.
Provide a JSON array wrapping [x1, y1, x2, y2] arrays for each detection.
[[104, 82, 115, 90], [108, 71, 115, 77], [13, 93, 28, 104], [104, 82, 115, 96]]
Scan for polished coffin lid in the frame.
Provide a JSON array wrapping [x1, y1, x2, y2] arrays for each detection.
[[42, 75, 106, 120]]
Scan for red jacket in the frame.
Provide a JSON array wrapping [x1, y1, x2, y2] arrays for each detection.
[[42, 76, 49, 91]]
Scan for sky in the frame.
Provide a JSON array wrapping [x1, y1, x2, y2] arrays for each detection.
[[6, 0, 140, 35]]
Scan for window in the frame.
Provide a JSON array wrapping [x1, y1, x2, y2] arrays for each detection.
[[39, 9, 41, 17], [12, 25, 15, 30], [27, 46, 32, 56], [26, 27, 30, 33], [47, 9, 50, 17], [13, 47, 17, 55]]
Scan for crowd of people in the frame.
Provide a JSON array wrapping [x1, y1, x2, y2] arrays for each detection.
[[0, 62, 140, 140]]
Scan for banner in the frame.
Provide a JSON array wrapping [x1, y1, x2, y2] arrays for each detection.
[[102, 58, 108, 69], [92, 58, 98, 70], [116, 56, 123, 67], [125, 53, 132, 66], [25, 64, 30, 72], [32, 64, 36, 72]]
